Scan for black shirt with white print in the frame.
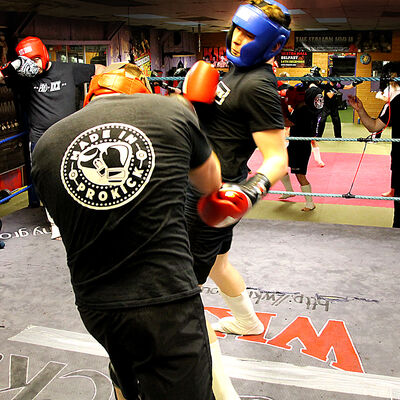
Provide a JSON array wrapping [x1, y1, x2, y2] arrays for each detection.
[[32, 94, 211, 309], [7, 61, 95, 142], [195, 63, 284, 182]]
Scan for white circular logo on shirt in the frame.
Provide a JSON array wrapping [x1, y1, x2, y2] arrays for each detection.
[[61, 123, 155, 210], [314, 93, 324, 110]]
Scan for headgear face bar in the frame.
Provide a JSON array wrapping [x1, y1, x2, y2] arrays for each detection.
[[226, 1, 291, 68]]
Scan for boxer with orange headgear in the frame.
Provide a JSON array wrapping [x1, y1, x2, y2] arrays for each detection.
[[31, 62, 221, 400]]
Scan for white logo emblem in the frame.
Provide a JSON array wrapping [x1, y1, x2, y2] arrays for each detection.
[[314, 93, 324, 110], [61, 123, 155, 210], [215, 81, 231, 105]]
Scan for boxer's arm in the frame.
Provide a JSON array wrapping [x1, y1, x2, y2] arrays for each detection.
[[348, 95, 386, 132], [1, 56, 39, 80], [196, 172, 271, 228], [189, 151, 221, 195], [253, 128, 288, 186]]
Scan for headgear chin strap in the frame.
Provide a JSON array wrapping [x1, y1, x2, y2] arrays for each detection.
[[83, 63, 151, 106], [226, 2, 291, 68], [15, 36, 49, 70]]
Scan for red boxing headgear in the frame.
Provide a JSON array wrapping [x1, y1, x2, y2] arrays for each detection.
[[15, 36, 49, 70], [83, 63, 151, 106]]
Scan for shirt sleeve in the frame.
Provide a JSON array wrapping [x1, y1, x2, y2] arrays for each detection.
[[185, 109, 212, 169], [72, 63, 96, 85], [378, 102, 391, 126], [242, 77, 285, 133]]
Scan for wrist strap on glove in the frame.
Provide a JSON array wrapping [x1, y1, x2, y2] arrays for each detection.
[[0, 62, 17, 78], [239, 173, 271, 205]]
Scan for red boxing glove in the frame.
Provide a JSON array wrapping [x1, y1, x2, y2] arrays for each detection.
[[197, 173, 271, 228], [278, 89, 287, 98], [285, 86, 305, 108], [183, 60, 219, 104], [197, 185, 252, 228]]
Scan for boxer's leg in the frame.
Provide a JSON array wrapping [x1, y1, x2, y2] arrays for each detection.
[[206, 320, 240, 400], [210, 253, 264, 335], [279, 173, 295, 199]]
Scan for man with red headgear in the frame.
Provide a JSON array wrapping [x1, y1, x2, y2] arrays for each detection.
[[0, 36, 105, 239], [31, 62, 222, 400]]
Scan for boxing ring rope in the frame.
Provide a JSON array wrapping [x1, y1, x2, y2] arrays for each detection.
[[268, 191, 399, 201], [147, 76, 400, 83], [0, 131, 27, 145], [1, 75, 400, 204]]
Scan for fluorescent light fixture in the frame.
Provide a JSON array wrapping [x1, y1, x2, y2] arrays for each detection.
[[165, 21, 203, 26], [288, 9, 306, 15], [316, 18, 347, 23], [116, 14, 167, 19]]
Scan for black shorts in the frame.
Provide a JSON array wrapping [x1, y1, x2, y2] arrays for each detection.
[[78, 295, 214, 400], [288, 140, 312, 175], [185, 185, 236, 284]]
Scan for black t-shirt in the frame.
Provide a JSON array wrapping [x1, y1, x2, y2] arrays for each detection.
[[378, 92, 400, 172], [321, 82, 342, 110], [7, 61, 95, 142], [31, 94, 211, 309], [289, 86, 324, 138], [196, 63, 284, 182]]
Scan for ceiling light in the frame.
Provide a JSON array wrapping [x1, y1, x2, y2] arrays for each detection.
[[289, 9, 306, 15], [165, 21, 203, 26], [116, 14, 167, 19], [316, 18, 347, 23]]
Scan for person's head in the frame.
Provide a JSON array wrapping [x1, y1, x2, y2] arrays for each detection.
[[311, 66, 322, 77], [174, 67, 187, 78], [381, 62, 400, 91], [83, 62, 152, 106], [15, 36, 49, 73], [226, 0, 291, 68]]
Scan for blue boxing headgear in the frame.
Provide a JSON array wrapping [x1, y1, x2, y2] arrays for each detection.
[[226, 1, 291, 68]]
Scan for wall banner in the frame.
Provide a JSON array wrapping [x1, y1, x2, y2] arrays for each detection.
[[276, 51, 312, 68], [295, 31, 392, 53]]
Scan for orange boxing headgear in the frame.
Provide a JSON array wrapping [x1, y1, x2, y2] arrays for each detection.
[[83, 62, 152, 106], [16, 36, 49, 70]]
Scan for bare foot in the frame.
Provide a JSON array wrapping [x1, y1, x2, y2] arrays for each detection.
[[318, 162, 325, 167], [301, 206, 316, 212]]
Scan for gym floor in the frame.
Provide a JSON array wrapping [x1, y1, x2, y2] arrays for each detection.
[[1, 118, 399, 399]]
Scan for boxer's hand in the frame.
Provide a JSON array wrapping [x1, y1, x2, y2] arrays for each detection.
[[197, 173, 271, 228], [1, 56, 40, 79], [183, 60, 219, 104], [352, 79, 363, 87], [347, 95, 363, 111]]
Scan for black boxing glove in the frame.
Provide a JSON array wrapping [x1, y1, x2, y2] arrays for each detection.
[[1, 56, 39, 79], [13, 56, 40, 78], [197, 173, 271, 228], [352, 79, 363, 87]]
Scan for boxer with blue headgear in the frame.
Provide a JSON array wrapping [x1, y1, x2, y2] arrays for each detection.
[[184, 5, 292, 390], [226, 0, 291, 68]]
